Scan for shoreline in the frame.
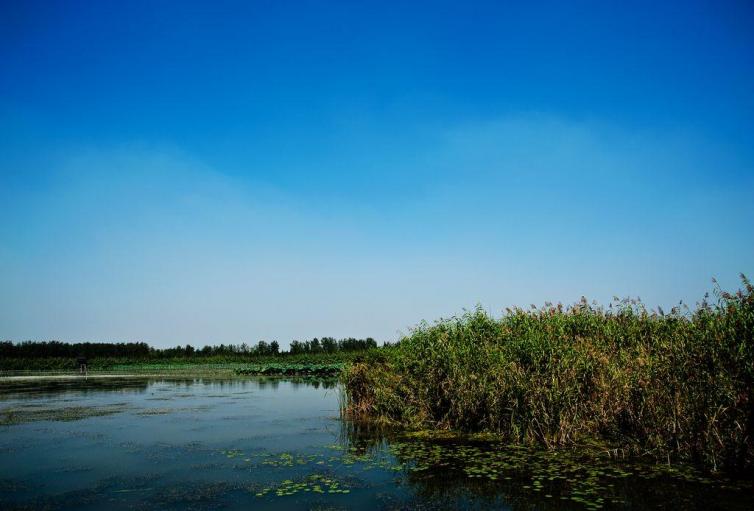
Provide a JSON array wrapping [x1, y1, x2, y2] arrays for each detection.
[[0, 374, 187, 381], [0, 372, 340, 382]]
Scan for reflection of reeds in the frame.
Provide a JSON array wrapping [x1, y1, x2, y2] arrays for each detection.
[[337, 416, 399, 454], [344, 275, 754, 474]]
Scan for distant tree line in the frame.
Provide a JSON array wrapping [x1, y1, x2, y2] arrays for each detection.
[[0, 341, 152, 359], [0, 337, 378, 359], [288, 337, 377, 354]]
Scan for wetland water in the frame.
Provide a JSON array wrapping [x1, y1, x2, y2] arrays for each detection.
[[0, 378, 751, 510]]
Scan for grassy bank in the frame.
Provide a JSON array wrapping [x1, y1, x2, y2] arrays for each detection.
[[344, 277, 754, 474], [0, 353, 355, 377]]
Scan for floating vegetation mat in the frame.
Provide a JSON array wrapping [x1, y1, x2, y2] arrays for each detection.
[[0, 403, 215, 425], [0, 403, 129, 425], [217, 437, 753, 510], [255, 474, 352, 497], [422, 440, 753, 509]]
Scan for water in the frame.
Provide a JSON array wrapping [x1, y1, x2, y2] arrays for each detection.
[[0, 377, 751, 510]]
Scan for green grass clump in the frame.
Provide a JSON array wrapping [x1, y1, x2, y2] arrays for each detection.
[[234, 362, 343, 377], [343, 276, 754, 474]]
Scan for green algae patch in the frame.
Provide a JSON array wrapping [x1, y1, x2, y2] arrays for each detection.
[[254, 474, 352, 498], [0, 403, 129, 425]]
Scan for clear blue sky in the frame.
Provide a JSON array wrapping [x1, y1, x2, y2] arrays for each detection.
[[1, 0, 753, 347]]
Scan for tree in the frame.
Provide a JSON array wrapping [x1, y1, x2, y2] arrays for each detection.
[[289, 340, 304, 355], [321, 337, 337, 353]]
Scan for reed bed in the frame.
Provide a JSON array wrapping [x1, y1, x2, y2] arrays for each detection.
[[344, 276, 754, 474]]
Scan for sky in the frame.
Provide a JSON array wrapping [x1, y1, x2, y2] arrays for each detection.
[[1, 0, 753, 347]]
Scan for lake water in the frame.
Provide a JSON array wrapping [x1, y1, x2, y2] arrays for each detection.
[[0, 377, 751, 510]]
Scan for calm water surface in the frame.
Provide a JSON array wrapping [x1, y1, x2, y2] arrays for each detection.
[[0, 378, 751, 510]]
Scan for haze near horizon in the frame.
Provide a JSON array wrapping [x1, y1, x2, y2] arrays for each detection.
[[1, 0, 753, 348]]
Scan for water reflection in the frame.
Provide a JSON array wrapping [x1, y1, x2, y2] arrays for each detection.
[[0, 378, 751, 511], [338, 419, 753, 511], [0, 376, 338, 401]]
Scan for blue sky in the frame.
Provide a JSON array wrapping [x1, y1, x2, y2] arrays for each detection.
[[1, 0, 753, 347]]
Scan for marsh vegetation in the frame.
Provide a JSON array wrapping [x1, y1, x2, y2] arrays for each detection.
[[344, 277, 754, 475]]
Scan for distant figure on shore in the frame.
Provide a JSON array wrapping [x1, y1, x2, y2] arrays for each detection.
[[76, 355, 88, 375]]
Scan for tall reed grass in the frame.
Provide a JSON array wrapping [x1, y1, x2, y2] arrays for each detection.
[[344, 276, 754, 473]]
